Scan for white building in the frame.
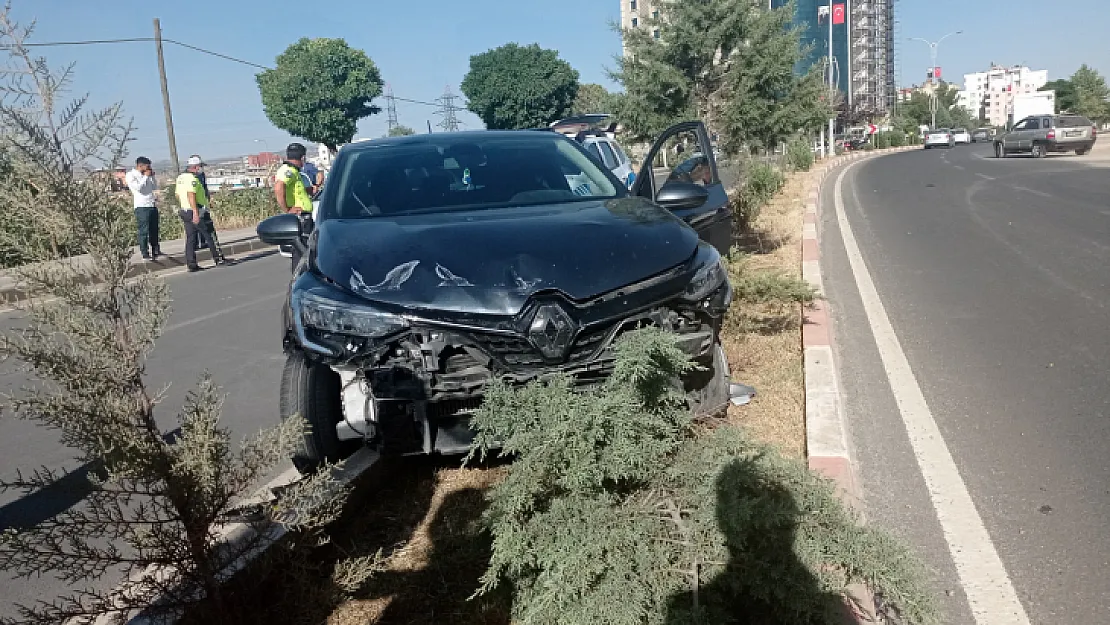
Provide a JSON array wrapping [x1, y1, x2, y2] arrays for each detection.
[[957, 64, 1049, 127]]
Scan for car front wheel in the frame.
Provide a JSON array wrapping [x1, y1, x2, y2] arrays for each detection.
[[995, 143, 1006, 159], [1031, 143, 1046, 159], [280, 351, 360, 474]]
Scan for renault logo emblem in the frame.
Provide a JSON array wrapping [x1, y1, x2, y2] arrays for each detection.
[[527, 303, 577, 360]]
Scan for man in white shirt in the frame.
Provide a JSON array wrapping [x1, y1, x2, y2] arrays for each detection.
[[125, 156, 161, 260]]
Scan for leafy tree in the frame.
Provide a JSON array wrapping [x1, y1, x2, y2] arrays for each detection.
[[461, 43, 579, 129], [572, 82, 615, 115], [388, 124, 416, 137], [1071, 64, 1110, 122], [0, 13, 345, 623], [1041, 78, 1078, 113], [613, 0, 830, 152], [469, 327, 938, 625], [257, 38, 383, 152]]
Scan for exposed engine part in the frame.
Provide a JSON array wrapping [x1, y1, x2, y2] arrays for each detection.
[[334, 367, 377, 442]]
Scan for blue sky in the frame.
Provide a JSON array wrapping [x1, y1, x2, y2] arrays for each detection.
[[12, 0, 1107, 162]]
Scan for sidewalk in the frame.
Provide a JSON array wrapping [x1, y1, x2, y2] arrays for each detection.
[[0, 226, 271, 304]]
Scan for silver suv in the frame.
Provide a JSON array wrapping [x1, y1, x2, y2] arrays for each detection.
[[994, 114, 1097, 158]]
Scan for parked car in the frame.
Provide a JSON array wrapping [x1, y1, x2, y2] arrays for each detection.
[[924, 129, 955, 149], [575, 130, 637, 189], [952, 128, 972, 145], [971, 128, 993, 143], [256, 123, 735, 472], [994, 114, 1098, 158], [844, 135, 871, 150]]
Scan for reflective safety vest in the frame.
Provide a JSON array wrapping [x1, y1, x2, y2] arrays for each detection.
[[175, 171, 208, 209], [275, 163, 313, 213]]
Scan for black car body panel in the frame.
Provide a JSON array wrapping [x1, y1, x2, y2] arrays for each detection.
[[311, 197, 700, 316], [265, 124, 733, 459]]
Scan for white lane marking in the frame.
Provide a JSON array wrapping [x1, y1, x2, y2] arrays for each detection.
[[1012, 185, 1052, 199], [952, 164, 966, 170], [976, 173, 995, 181], [834, 162, 1032, 625], [164, 291, 285, 333]]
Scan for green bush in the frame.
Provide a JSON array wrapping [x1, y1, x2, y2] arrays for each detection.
[[469, 328, 940, 625], [735, 161, 785, 230], [889, 131, 906, 147], [785, 137, 814, 172], [874, 132, 890, 149]]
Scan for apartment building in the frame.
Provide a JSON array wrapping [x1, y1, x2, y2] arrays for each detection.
[[619, 0, 661, 54], [957, 64, 1049, 127]]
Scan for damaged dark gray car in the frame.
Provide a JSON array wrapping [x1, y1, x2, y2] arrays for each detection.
[[257, 122, 735, 473]]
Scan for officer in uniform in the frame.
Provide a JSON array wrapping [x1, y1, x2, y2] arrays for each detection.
[[273, 143, 314, 270], [176, 156, 228, 272]]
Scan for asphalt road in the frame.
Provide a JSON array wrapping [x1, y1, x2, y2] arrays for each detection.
[[0, 250, 291, 613], [820, 143, 1110, 623]]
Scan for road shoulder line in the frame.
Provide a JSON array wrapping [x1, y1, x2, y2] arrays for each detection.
[[829, 156, 1032, 625]]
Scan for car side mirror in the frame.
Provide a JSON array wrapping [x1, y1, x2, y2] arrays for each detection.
[[257, 213, 303, 245], [656, 182, 709, 210]]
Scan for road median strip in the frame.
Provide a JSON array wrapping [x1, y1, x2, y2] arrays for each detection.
[[0, 227, 273, 305]]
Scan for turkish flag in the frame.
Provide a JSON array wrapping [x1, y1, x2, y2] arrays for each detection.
[[832, 3, 846, 24]]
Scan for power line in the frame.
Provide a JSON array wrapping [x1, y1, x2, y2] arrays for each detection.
[[3, 36, 457, 108]]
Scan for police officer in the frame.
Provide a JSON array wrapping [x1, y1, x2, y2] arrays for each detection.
[[176, 156, 228, 272], [273, 143, 314, 270]]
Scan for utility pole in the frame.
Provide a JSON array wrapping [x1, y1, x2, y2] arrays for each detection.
[[385, 83, 399, 135], [153, 18, 180, 174], [827, 0, 835, 157]]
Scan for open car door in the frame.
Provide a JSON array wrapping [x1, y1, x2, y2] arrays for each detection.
[[630, 121, 731, 255]]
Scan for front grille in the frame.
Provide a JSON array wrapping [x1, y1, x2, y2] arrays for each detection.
[[460, 305, 710, 372]]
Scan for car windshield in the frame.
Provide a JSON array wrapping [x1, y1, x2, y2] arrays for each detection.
[[322, 132, 623, 220]]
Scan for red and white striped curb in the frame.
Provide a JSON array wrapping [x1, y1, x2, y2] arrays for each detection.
[[802, 146, 918, 505], [801, 146, 919, 624]]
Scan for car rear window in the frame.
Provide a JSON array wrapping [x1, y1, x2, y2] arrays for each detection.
[[1058, 116, 1093, 128]]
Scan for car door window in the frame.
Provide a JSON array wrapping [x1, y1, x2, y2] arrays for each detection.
[[584, 142, 603, 164], [1042, 117, 1053, 129], [644, 128, 715, 193], [597, 141, 619, 170], [610, 141, 630, 166], [1013, 119, 1033, 131]]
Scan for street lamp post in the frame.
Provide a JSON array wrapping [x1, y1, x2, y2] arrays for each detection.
[[909, 31, 963, 130]]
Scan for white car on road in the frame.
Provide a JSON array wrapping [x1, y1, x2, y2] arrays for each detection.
[[924, 129, 955, 149], [952, 128, 972, 145]]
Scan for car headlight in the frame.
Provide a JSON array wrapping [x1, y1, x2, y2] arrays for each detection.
[[683, 246, 728, 302], [295, 290, 408, 338]]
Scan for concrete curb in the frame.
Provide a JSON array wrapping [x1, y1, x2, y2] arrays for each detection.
[[800, 145, 919, 624], [0, 236, 274, 305]]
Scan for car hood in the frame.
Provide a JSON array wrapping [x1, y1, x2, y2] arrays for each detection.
[[311, 198, 700, 316]]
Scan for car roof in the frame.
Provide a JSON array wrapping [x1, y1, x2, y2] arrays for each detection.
[[340, 130, 553, 153]]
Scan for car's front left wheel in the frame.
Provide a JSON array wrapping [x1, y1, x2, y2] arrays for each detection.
[[280, 351, 361, 474]]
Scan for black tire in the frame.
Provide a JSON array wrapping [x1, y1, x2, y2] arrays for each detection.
[[1031, 142, 1046, 159], [686, 342, 731, 419], [280, 351, 359, 474], [995, 143, 1006, 159], [1076, 147, 1091, 156]]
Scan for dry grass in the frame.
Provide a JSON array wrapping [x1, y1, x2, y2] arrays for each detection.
[[720, 171, 813, 458], [326, 459, 512, 625]]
